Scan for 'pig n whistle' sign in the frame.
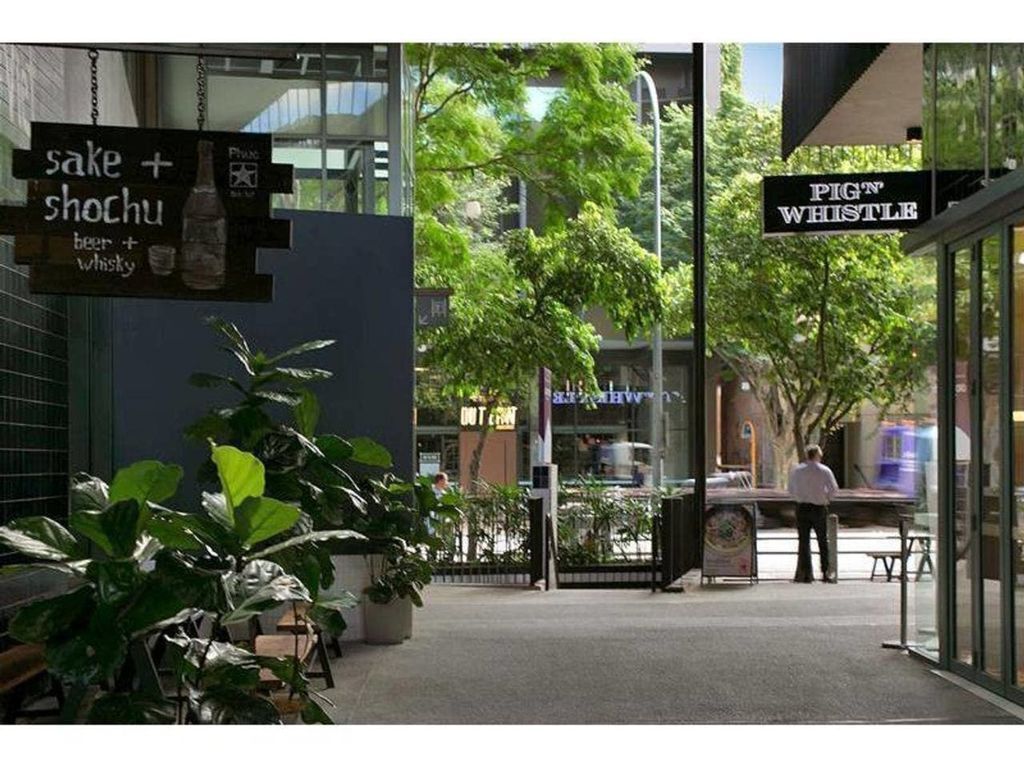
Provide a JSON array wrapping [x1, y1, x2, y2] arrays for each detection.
[[762, 171, 929, 237]]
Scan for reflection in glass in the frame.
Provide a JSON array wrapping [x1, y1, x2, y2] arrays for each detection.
[[991, 45, 1024, 173], [979, 235, 1002, 678], [953, 247, 974, 666], [907, 248, 939, 659], [1013, 224, 1024, 687]]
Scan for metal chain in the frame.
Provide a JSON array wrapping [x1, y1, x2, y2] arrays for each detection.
[[196, 55, 207, 131], [88, 48, 99, 126]]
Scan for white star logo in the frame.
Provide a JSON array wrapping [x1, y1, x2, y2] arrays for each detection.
[[229, 162, 258, 189]]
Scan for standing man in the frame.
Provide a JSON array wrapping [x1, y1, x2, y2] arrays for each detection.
[[787, 444, 839, 583]]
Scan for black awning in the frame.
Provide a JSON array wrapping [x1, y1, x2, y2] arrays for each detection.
[[782, 43, 888, 159]]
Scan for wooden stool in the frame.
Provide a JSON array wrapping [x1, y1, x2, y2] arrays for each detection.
[[254, 632, 333, 690], [276, 604, 338, 688], [1, 643, 63, 723]]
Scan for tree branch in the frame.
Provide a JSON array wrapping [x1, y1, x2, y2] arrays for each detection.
[[419, 78, 480, 124]]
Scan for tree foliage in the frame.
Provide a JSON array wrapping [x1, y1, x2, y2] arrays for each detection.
[[408, 44, 663, 486], [619, 44, 935, 482], [422, 203, 662, 485]]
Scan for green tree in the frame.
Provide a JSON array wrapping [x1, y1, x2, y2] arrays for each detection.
[[422, 203, 662, 487], [409, 44, 665, 487], [620, 44, 934, 484], [408, 43, 651, 279]]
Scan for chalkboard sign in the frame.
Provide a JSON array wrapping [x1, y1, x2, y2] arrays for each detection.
[[702, 503, 758, 581], [0, 122, 294, 301]]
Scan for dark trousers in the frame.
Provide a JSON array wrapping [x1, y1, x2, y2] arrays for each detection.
[[795, 503, 830, 581]]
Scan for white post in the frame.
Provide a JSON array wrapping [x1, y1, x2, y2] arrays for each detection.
[[636, 71, 663, 489]]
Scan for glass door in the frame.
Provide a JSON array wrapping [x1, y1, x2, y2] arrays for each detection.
[[949, 231, 1009, 686]]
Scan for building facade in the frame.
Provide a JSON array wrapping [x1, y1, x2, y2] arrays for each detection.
[[0, 43, 414, 617], [784, 42, 1024, 704]]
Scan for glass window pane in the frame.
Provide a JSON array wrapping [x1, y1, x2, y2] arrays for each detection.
[[907, 247, 940, 659], [325, 81, 388, 139], [272, 138, 322, 211], [1013, 222, 1024, 687], [953, 246, 974, 667], [990, 45, 1024, 174], [979, 234, 1003, 679]]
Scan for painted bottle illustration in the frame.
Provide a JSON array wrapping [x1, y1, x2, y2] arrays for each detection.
[[181, 139, 227, 290]]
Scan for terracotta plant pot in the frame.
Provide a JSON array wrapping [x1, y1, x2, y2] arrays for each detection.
[[363, 597, 407, 645]]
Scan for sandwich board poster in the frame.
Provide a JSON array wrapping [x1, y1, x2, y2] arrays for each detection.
[[702, 504, 757, 579]]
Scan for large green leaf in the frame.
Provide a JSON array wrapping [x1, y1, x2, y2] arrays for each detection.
[[202, 492, 234, 533], [0, 561, 88, 578], [267, 338, 335, 364], [103, 500, 145, 557], [86, 559, 144, 606], [69, 510, 114, 556], [301, 699, 334, 725], [259, 366, 333, 385], [307, 592, 358, 636], [70, 500, 146, 558], [249, 529, 366, 559], [109, 460, 183, 507], [223, 560, 310, 624], [86, 693, 177, 724], [205, 316, 252, 358], [234, 496, 301, 549], [146, 511, 205, 551], [348, 437, 393, 468], [293, 389, 320, 438], [0, 517, 81, 561], [195, 686, 280, 725], [70, 473, 109, 512], [212, 445, 265, 519], [315, 434, 353, 464], [8, 586, 94, 644], [188, 372, 245, 392], [45, 607, 128, 685], [252, 389, 304, 407], [185, 412, 232, 444]]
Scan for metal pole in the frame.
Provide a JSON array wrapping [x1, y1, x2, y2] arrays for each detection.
[[827, 512, 838, 581], [883, 516, 910, 649], [635, 70, 663, 489], [692, 44, 707, 519]]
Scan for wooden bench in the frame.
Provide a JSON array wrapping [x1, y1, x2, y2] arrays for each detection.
[[0, 643, 63, 723], [253, 634, 321, 690], [276, 603, 339, 688], [867, 551, 902, 582]]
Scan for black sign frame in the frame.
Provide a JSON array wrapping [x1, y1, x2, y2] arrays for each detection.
[[762, 170, 930, 237], [0, 121, 294, 302]]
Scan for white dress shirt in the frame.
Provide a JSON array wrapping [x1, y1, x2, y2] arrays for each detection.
[[787, 461, 839, 506]]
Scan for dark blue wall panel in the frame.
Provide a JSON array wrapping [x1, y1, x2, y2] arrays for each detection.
[[109, 210, 413, 503]]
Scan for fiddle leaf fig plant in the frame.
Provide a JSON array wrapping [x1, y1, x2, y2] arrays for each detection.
[[0, 444, 364, 724]]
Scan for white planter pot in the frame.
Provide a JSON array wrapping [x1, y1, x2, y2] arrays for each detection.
[[401, 595, 413, 639], [320, 554, 382, 642], [363, 597, 407, 645]]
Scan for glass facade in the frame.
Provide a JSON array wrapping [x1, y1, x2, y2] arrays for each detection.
[[157, 44, 407, 215], [551, 348, 690, 485]]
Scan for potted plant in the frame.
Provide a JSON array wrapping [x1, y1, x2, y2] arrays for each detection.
[[363, 541, 432, 644], [0, 444, 362, 724]]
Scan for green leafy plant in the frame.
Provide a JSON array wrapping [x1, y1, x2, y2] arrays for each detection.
[[0, 445, 363, 724]]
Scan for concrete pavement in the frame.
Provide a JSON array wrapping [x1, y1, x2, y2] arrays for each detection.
[[323, 582, 1022, 724]]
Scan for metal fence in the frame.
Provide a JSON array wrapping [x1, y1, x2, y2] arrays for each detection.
[[431, 483, 660, 588]]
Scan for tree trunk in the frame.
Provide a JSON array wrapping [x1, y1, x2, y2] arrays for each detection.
[[466, 405, 493, 561]]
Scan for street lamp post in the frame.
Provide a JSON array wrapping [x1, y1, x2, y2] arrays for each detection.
[[635, 70, 663, 489]]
